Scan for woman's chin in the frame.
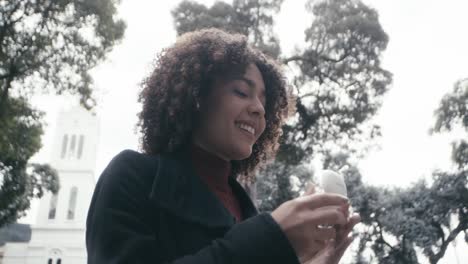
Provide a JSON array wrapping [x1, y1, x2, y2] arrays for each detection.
[[230, 146, 252, 160]]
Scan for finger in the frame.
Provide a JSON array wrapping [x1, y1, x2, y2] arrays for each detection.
[[332, 235, 354, 262], [347, 214, 361, 228], [300, 193, 349, 210], [305, 182, 316, 195], [302, 240, 326, 262], [309, 207, 347, 226], [311, 239, 327, 250], [314, 226, 337, 240], [340, 203, 350, 219], [337, 214, 360, 242], [319, 239, 337, 260], [343, 214, 361, 234]]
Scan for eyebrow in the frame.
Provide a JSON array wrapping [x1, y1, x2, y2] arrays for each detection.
[[232, 76, 266, 97]]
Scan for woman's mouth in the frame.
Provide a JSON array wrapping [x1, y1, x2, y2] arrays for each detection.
[[235, 122, 256, 140]]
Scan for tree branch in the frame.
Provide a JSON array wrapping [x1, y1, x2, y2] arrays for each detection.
[[430, 220, 467, 264], [283, 52, 350, 65], [0, 1, 23, 55], [0, 66, 15, 113], [299, 91, 317, 100], [431, 220, 446, 245], [376, 220, 395, 250], [283, 55, 308, 64], [318, 51, 350, 63]]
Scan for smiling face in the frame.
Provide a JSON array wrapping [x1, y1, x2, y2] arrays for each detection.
[[192, 63, 267, 161]]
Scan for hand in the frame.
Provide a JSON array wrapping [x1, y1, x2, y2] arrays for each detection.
[[271, 187, 349, 263], [304, 214, 361, 264]]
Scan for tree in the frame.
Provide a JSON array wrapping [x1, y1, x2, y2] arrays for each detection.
[[0, 97, 60, 227], [433, 78, 468, 172], [170, 2, 468, 263], [0, 0, 125, 227], [262, 0, 392, 211], [423, 77, 468, 264], [0, 0, 126, 110], [344, 78, 468, 264], [172, 0, 283, 58], [348, 170, 466, 264], [171, 0, 392, 212]]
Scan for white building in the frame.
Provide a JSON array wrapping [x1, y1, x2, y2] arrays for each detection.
[[2, 106, 99, 264]]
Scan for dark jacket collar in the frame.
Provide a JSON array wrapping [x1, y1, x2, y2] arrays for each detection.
[[149, 150, 258, 229]]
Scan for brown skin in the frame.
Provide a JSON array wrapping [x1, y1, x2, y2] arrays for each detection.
[[137, 28, 293, 182], [194, 64, 360, 263], [301, 185, 361, 264], [305, 214, 361, 264], [193, 64, 266, 160], [271, 192, 355, 263], [139, 28, 360, 264]]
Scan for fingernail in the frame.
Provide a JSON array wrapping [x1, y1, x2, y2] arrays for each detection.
[[355, 213, 362, 221], [340, 198, 349, 205]]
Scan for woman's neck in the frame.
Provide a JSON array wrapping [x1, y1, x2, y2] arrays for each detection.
[[190, 143, 231, 189]]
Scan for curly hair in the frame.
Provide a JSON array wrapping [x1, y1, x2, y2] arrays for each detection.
[[137, 28, 294, 181]]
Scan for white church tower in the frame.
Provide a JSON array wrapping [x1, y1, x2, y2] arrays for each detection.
[[2, 106, 99, 264]]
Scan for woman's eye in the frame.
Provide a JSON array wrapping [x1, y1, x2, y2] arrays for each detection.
[[234, 89, 248, 97]]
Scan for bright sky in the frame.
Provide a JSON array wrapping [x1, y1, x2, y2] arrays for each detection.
[[25, 0, 467, 262]]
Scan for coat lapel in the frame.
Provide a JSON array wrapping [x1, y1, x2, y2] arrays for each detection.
[[149, 151, 257, 229], [229, 176, 258, 219]]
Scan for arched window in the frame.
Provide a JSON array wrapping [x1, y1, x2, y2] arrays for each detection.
[[69, 134, 76, 158], [60, 135, 68, 159], [48, 193, 58, 220], [67, 186, 78, 220], [77, 134, 84, 159], [47, 259, 52, 264], [56, 258, 62, 264]]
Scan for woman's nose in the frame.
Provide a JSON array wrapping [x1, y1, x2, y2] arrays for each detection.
[[248, 98, 265, 117]]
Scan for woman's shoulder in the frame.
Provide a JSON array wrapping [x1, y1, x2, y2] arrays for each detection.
[[97, 149, 160, 192], [110, 149, 158, 164], [107, 149, 161, 170]]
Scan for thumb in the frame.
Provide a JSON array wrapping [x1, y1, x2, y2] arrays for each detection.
[[305, 182, 317, 195]]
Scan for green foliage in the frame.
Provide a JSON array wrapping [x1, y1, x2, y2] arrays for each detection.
[[346, 78, 468, 264], [418, 77, 468, 263], [0, 97, 43, 166], [172, 0, 283, 58], [432, 78, 468, 134], [171, 1, 467, 263], [0, 98, 59, 227], [348, 169, 467, 264], [256, 161, 312, 212], [285, 0, 391, 151], [171, 0, 392, 212], [0, 0, 125, 227], [432, 78, 468, 170], [260, 0, 392, 211], [0, 162, 59, 227], [451, 140, 468, 169], [317, 150, 466, 264], [173, 1, 249, 36], [0, 0, 126, 109]]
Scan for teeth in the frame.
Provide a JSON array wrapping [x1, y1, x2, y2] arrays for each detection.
[[237, 122, 255, 135]]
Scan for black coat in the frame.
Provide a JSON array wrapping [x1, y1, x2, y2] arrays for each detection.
[[86, 149, 300, 264]]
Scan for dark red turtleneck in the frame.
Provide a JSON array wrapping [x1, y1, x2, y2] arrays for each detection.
[[190, 144, 243, 222]]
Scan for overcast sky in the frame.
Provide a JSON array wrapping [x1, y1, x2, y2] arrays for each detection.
[[24, 0, 467, 262]]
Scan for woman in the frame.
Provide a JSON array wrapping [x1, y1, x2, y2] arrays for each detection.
[[86, 28, 360, 264]]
